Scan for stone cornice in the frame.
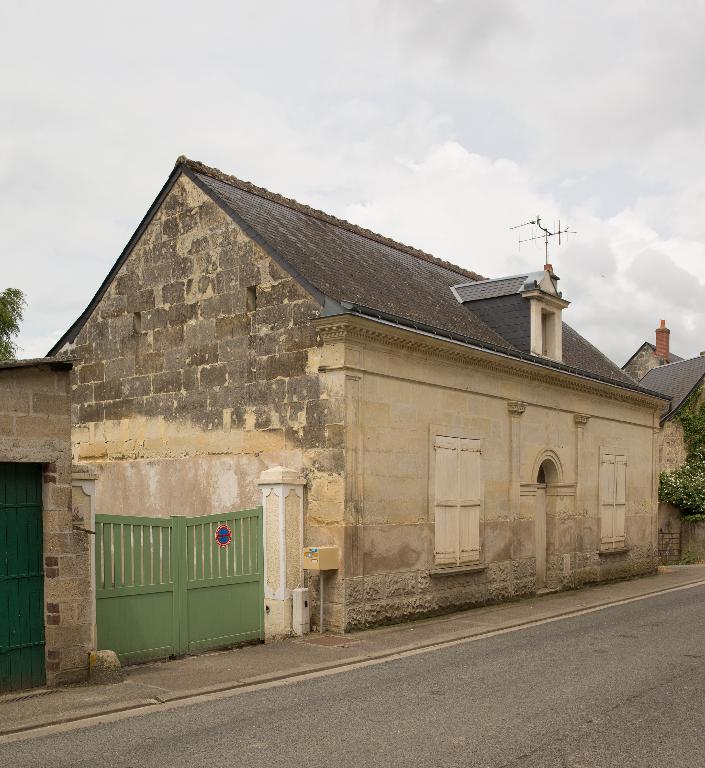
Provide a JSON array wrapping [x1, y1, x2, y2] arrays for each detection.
[[314, 314, 665, 410], [521, 289, 570, 310]]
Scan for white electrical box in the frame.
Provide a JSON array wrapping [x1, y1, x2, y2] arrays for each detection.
[[292, 587, 310, 635]]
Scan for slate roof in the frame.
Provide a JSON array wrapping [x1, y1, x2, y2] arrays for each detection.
[[452, 274, 537, 302], [48, 156, 662, 398], [191, 169, 508, 348], [186, 160, 638, 389], [640, 355, 705, 421]]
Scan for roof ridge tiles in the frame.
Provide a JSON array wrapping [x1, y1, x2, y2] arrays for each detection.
[[176, 155, 484, 282]]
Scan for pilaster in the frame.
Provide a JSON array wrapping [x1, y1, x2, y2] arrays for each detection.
[[573, 414, 590, 515], [507, 401, 527, 519], [258, 466, 306, 639]]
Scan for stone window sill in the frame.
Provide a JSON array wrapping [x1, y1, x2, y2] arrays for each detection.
[[598, 547, 631, 557], [429, 563, 488, 577]]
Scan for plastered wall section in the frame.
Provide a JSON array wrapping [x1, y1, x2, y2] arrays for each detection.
[[0, 365, 92, 684], [316, 317, 662, 629]]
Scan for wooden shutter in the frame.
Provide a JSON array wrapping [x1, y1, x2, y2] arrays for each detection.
[[600, 452, 627, 550], [458, 439, 481, 563], [434, 437, 459, 565], [599, 454, 615, 548], [614, 455, 627, 548], [433, 436, 481, 566]]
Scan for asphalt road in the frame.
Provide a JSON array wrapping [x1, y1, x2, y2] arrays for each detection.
[[6, 586, 705, 767]]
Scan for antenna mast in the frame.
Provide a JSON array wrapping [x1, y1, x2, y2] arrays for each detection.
[[510, 216, 576, 267]]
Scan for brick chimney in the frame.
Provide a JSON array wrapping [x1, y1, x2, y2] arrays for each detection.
[[655, 319, 670, 361]]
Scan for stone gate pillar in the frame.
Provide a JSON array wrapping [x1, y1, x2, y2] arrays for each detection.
[[258, 466, 306, 639], [71, 464, 98, 649]]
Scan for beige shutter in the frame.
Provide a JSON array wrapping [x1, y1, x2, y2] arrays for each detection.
[[434, 436, 482, 566], [434, 437, 459, 565], [458, 439, 481, 563], [599, 454, 615, 549], [614, 455, 627, 548]]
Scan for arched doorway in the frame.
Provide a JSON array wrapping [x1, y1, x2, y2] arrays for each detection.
[[535, 456, 560, 590]]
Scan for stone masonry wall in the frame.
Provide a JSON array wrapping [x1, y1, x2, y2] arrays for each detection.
[[0, 364, 91, 685], [56, 173, 346, 632], [660, 419, 687, 474], [623, 345, 662, 382]]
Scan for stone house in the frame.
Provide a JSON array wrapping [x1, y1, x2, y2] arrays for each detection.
[[0, 358, 93, 691], [49, 157, 667, 640], [622, 320, 683, 382], [623, 329, 705, 562]]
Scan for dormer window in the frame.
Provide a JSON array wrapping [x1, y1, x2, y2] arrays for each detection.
[[451, 264, 570, 363], [522, 267, 569, 362]]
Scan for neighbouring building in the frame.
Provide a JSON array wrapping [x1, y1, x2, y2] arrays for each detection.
[[622, 320, 683, 382], [48, 157, 667, 648], [623, 330, 705, 563], [0, 358, 94, 692]]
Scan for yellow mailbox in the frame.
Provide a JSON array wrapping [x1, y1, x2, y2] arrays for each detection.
[[302, 545, 339, 571]]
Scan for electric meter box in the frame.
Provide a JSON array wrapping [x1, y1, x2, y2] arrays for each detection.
[[302, 545, 339, 571]]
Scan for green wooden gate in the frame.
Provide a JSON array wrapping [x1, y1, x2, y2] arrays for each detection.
[[0, 463, 45, 693], [95, 509, 263, 665]]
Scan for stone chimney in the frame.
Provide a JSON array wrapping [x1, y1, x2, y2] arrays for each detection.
[[655, 319, 670, 361]]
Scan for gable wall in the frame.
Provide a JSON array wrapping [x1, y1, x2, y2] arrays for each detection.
[[57, 176, 346, 633], [624, 345, 661, 381]]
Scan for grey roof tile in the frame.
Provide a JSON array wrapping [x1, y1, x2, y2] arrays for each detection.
[[452, 276, 528, 302], [640, 355, 705, 419]]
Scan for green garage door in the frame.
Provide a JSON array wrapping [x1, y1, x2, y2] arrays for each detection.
[[95, 509, 263, 665], [0, 463, 45, 693]]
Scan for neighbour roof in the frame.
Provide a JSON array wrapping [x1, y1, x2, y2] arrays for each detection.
[[640, 355, 705, 421], [48, 156, 660, 398], [0, 357, 72, 371]]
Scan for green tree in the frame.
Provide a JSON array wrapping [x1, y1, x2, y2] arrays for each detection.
[[0, 288, 26, 360]]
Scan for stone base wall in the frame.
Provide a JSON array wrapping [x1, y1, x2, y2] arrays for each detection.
[[324, 548, 657, 631]]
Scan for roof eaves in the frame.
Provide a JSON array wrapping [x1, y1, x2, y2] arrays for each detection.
[[327, 301, 669, 403]]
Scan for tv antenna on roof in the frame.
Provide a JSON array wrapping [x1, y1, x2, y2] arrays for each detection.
[[510, 216, 576, 267]]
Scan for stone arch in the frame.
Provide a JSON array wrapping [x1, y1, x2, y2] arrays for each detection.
[[533, 450, 563, 485]]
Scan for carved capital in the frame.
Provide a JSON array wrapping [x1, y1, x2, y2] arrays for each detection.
[[574, 413, 591, 426], [507, 401, 527, 416]]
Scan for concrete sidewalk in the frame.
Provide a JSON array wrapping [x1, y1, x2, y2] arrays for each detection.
[[3, 565, 705, 737]]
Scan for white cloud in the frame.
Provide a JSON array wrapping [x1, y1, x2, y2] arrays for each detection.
[[1, 0, 704, 365]]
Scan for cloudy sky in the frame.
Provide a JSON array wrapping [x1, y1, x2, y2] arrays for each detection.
[[2, 0, 704, 365]]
